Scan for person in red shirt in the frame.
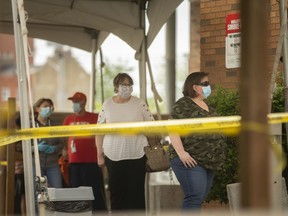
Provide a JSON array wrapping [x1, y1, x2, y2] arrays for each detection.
[[63, 92, 106, 211]]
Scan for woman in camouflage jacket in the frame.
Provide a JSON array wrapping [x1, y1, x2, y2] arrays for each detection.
[[169, 72, 227, 211]]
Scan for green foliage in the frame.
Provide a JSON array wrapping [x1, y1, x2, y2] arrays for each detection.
[[207, 136, 239, 203], [205, 86, 240, 203], [146, 97, 165, 115], [271, 85, 288, 189], [271, 86, 285, 113], [206, 86, 240, 116], [203, 85, 288, 203]]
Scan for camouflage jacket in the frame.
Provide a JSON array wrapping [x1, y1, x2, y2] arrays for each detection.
[[168, 96, 227, 171]]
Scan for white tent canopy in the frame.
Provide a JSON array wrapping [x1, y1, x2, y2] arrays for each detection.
[[0, 0, 183, 52], [0, 1, 183, 215], [0, 0, 183, 103]]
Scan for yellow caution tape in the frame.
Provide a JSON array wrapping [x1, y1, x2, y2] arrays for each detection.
[[0, 112, 288, 148], [271, 137, 287, 174], [0, 115, 240, 147], [0, 161, 7, 166]]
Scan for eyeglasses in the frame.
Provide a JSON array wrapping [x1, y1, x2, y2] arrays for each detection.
[[120, 83, 132, 87], [197, 81, 210, 87]]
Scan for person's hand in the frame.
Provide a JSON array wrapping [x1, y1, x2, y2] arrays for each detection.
[[178, 151, 197, 168], [97, 154, 105, 167], [38, 141, 49, 152], [62, 149, 68, 161], [44, 146, 57, 154]]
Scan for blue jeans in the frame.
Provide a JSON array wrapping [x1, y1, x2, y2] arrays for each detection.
[[41, 165, 63, 188], [170, 157, 214, 211]]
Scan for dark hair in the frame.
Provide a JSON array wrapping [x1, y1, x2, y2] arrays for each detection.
[[33, 98, 54, 115], [113, 73, 134, 93], [182, 71, 209, 98]]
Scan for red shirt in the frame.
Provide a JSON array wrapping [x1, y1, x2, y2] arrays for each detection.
[[63, 112, 98, 163]]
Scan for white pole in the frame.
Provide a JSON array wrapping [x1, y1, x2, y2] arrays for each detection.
[[139, 4, 147, 101], [99, 48, 105, 104], [90, 37, 97, 112], [165, 12, 176, 113], [11, 0, 36, 215]]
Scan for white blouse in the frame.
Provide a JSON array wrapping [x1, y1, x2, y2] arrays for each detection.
[[97, 96, 154, 161]]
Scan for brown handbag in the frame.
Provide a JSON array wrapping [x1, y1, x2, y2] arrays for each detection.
[[144, 137, 170, 172]]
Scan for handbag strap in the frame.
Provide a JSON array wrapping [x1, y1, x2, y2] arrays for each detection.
[[146, 136, 162, 148]]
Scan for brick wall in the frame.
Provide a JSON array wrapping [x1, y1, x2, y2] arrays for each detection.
[[0, 74, 18, 108], [0, 34, 34, 108], [197, 0, 280, 90], [269, 1, 281, 82], [189, 0, 201, 72], [0, 34, 34, 65]]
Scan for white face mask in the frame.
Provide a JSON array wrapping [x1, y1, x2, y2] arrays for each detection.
[[118, 85, 133, 99]]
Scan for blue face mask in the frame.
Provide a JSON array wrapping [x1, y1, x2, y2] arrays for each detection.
[[73, 102, 81, 113], [39, 107, 53, 118], [202, 85, 211, 98]]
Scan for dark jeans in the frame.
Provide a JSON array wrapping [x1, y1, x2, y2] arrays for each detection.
[[105, 156, 146, 211], [41, 165, 62, 188], [69, 163, 107, 211], [14, 174, 25, 215], [170, 156, 214, 211]]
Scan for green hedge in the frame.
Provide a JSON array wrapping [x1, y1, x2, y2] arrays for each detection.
[[204, 85, 288, 203], [205, 86, 240, 203]]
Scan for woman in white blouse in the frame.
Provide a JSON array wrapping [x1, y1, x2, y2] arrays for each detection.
[[96, 73, 154, 212]]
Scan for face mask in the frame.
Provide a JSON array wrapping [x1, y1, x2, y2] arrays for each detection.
[[202, 85, 211, 98], [39, 107, 53, 118], [118, 85, 133, 99], [73, 102, 81, 113]]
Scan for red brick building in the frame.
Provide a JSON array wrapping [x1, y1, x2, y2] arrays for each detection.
[[0, 34, 34, 108], [0, 34, 90, 111], [192, 0, 280, 90]]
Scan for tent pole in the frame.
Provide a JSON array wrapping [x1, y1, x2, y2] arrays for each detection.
[[90, 37, 97, 112], [279, 0, 288, 84], [279, 0, 288, 155], [165, 12, 176, 113], [139, 39, 147, 101], [99, 48, 105, 103], [11, 0, 36, 215], [139, 3, 147, 101]]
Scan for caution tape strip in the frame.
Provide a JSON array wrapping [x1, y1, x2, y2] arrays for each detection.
[[0, 112, 288, 147]]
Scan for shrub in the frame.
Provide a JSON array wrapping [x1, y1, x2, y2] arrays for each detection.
[[204, 85, 287, 203], [205, 86, 240, 203], [271, 86, 288, 189]]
